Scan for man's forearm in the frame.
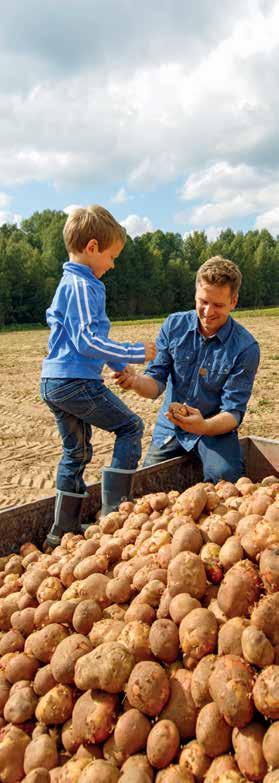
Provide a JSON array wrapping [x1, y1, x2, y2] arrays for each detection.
[[204, 411, 238, 436], [132, 375, 161, 399]]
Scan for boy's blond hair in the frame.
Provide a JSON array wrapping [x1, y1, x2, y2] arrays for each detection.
[[63, 205, 126, 254], [196, 256, 242, 297]]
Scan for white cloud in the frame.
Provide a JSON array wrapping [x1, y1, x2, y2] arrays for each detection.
[[255, 207, 279, 235], [0, 211, 21, 226], [121, 214, 154, 238], [63, 204, 83, 215], [111, 188, 130, 204]]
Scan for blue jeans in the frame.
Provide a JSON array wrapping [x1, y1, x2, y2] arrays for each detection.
[[40, 378, 144, 494], [143, 431, 245, 484]]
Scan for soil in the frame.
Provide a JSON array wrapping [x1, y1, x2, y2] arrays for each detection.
[[0, 317, 278, 509]]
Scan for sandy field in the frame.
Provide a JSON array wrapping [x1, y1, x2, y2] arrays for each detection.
[[0, 316, 278, 510]]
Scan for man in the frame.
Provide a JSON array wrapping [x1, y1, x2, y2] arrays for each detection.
[[114, 256, 260, 483]]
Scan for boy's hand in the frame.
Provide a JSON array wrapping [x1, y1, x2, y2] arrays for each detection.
[[144, 341, 156, 361], [114, 365, 137, 390]]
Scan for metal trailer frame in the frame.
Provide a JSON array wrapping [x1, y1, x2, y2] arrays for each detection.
[[0, 435, 278, 555]]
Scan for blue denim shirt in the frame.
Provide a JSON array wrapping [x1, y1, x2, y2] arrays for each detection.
[[144, 310, 260, 451]]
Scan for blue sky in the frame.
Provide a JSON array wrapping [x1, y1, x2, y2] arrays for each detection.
[[1, 0, 279, 239]]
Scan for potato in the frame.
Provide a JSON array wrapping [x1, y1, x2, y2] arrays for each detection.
[[262, 721, 279, 769], [72, 690, 119, 744], [169, 594, 201, 624], [36, 577, 64, 604], [126, 660, 170, 716], [0, 724, 30, 783], [219, 537, 244, 571], [23, 568, 49, 597], [72, 599, 102, 634], [190, 655, 217, 709], [157, 588, 172, 620], [56, 757, 89, 783], [33, 665, 56, 696], [0, 595, 21, 632], [149, 619, 179, 663], [0, 629, 25, 655], [159, 669, 197, 740], [218, 617, 249, 656], [259, 548, 279, 593], [89, 619, 125, 648], [264, 774, 279, 783], [33, 601, 55, 630], [205, 755, 238, 783], [179, 608, 218, 669], [27, 624, 68, 663], [11, 608, 35, 637], [78, 760, 120, 782], [232, 722, 267, 781], [179, 740, 210, 781], [75, 642, 135, 693], [241, 626, 275, 667], [103, 604, 127, 621], [196, 702, 232, 757], [48, 601, 76, 625], [250, 593, 279, 646], [50, 634, 92, 685], [120, 754, 153, 780], [171, 524, 203, 558], [4, 683, 38, 723], [35, 684, 74, 724], [174, 486, 207, 520], [23, 770, 51, 783], [5, 652, 39, 684], [78, 572, 110, 604], [0, 671, 11, 715], [209, 655, 254, 727], [253, 666, 279, 718], [118, 621, 151, 661], [167, 552, 207, 599], [217, 560, 261, 618], [114, 708, 151, 755], [147, 719, 180, 769], [155, 765, 195, 782], [106, 577, 133, 604], [23, 734, 58, 774], [124, 602, 155, 625]]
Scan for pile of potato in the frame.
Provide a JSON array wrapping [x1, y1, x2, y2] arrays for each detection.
[[0, 474, 279, 783]]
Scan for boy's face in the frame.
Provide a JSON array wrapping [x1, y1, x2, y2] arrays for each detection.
[[195, 281, 238, 336], [86, 238, 124, 278]]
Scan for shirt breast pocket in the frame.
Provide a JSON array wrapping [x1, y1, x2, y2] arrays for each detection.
[[173, 349, 196, 384], [202, 362, 233, 390]]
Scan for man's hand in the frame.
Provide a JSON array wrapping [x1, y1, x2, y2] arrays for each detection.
[[166, 403, 209, 436], [113, 365, 137, 390], [144, 341, 156, 361]]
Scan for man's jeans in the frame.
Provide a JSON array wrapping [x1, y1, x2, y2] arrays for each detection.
[[40, 378, 144, 494], [143, 430, 245, 484]]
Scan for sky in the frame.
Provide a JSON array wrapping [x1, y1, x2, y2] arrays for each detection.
[[1, 0, 279, 239]]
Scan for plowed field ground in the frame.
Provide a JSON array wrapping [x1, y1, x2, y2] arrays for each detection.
[[0, 315, 278, 509]]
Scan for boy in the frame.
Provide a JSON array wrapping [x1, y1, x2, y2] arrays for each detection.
[[40, 205, 156, 548]]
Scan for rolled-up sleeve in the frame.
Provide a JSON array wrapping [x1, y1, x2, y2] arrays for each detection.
[[220, 342, 260, 422], [144, 317, 173, 397]]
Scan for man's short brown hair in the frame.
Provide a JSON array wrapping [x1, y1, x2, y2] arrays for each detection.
[[196, 256, 242, 297], [63, 205, 126, 254]]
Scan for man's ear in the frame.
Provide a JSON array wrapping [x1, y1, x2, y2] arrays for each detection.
[[231, 293, 238, 309], [87, 238, 98, 254]]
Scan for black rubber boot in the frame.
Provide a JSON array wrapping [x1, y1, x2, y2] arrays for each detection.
[[100, 467, 136, 516], [46, 490, 85, 549]]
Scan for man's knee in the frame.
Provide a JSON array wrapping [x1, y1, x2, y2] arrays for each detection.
[[204, 457, 243, 484], [128, 413, 144, 438]]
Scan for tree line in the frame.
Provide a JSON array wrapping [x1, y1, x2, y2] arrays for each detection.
[[0, 209, 278, 326]]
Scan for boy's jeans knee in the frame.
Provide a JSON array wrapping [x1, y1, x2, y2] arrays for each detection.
[[40, 378, 144, 492]]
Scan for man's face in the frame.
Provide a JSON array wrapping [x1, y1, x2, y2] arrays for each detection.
[[195, 281, 238, 337]]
